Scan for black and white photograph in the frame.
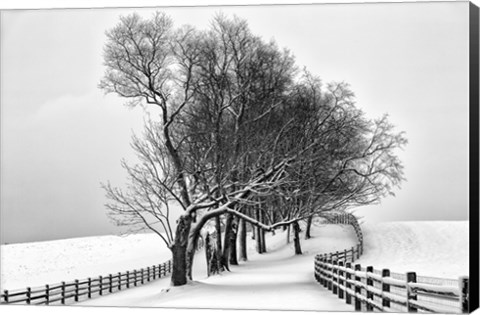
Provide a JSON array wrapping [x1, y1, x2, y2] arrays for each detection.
[[0, 0, 478, 314]]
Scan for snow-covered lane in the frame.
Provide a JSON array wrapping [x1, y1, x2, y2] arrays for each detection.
[[156, 253, 355, 311], [79, 225, 357, 311]]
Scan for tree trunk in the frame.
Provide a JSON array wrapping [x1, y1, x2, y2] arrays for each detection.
[[239, 218, 248, 261], [260, 228, 266, 253], [221, 213, 234, 270], [255, 226, 262, 253], [305, 215, 313, 240], [170, 215, 192, 286], [229, 216, 239, 265], [249, 207, 256, 240], [205, 232, 223, 276], [205, 233, 211, 277], [259, 210, 266, 253], [286, 224, 291, 244], [185, 223, 203, 281], [215, 216, 222, 250], [214, 216, 224, 272], [292, 221, 302, 255], [255, 208, 263, 253]]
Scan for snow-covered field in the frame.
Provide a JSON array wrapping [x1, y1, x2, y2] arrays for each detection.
[[1, 233, 171, 290], [0, 220, 470, 312], [358, 221, 469, 279]]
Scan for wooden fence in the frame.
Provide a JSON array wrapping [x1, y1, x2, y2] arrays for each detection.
[[1, 260, 172, 305], [314, 212, 469, 313], [321, 212, 364, 262]]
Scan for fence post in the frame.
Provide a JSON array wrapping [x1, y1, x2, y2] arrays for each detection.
[[45, 285, 50, 305], [332, 260, 338, 295], [381, 269, 390, 310], [118, 272, 122, 290], [88, 278, 92, 298], [345, 262, 352, 304], [134, 270, 138, 286], [321, 257, 327, 286], [354, 264, 362, 311], [366, 266, 374, 311], [459, 276, 469, 313], [26, 287, 31, 304], [319, 256, 324, 287], [109, 274, 113, 293], [61, 281, 66, 304], [406, 272, 417, 312], [327, 258, 333, 291], [99, 276, 103, 296], [315, 257, 319, 282], [324, 256, 329, 288], [324, 258, 328, 288], [153, 265, 157, 280], [141, 268, 145, 284], [318, 257, 322, 283], [75, 279, 79, 302], [359, 236, 364, 255], [3, 290, 8, 303], [338, 261, 344, 299]]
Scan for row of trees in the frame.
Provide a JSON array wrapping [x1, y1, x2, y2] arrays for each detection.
[[99, 12, 407, 286]]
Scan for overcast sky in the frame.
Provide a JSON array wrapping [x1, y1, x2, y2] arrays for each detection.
[[0, 1, 470, 244]]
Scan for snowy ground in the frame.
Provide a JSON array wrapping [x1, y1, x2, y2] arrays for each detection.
[[358, 221, 469, 279], [1, 233, 171, 290], [0, 220, 470, 311]]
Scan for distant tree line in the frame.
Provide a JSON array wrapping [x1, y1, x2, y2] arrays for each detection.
[[99, 12, 407, 286]]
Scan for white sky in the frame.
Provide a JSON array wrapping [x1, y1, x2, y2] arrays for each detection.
[[0, 1, 471, 244]]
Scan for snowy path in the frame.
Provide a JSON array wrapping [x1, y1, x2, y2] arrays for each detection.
[[79, 225, 357, 311]]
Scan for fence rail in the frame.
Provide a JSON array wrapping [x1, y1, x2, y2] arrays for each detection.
[[314, 212, 469, 313], [1, 260, 172, 305]]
